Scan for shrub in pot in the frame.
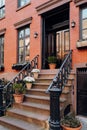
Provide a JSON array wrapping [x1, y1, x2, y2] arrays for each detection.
[[13, 82, 26, 103], [47, 56, 57, 69], [60, 113, 82, 130]]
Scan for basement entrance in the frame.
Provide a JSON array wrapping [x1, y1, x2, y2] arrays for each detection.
[[77, 68, 87, 116], [42, 3, 70, 69]]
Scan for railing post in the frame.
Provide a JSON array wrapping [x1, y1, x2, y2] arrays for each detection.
[[49, 87, 61, 130], [0, 85, 4, 116]]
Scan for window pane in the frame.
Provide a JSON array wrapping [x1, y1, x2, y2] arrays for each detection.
[[18, 0, 30, 7], [19, 39, 24, 47], [0, 36, 4, 65], [82, 19, 87, 29], [82, 30, 87, 39], [25, 37, 30, 56], [82, 8, 87, 19], [25, 28, 30, 36], [19, 30, 24, 39], [0, 0, 5, 7]]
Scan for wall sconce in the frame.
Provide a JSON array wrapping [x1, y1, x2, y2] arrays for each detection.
[[71, 20, 76, 28], [34, 32, 38, 38]]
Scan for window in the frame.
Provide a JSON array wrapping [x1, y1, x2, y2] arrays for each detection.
[[81, 7, 87, 39], [18, 0, 30, 8], [0, 35, 4, 65], [18, 26, 30, 63], [0, 0, 5, 18]]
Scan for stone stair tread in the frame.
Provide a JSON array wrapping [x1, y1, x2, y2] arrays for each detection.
[[29, 88, 46, 92], [0, 116, 43, 130], [8, 108, 48, 121], [22, 102, 49, 110], [33, 83, 50, 86], [62, 90, 69, 94], [36, 77, 53, 80], [25, 94, 50, 100]]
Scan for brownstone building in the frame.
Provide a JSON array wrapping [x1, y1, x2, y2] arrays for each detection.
[[0, 0, 87, 129]]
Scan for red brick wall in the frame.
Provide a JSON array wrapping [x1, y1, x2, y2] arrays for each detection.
[[0, 0, 87, 74], [0, 0, 48, 73], [70, 1, 87, 67]]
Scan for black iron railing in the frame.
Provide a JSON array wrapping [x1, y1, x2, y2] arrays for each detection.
[[0, 55, 39, 116], [47, 50, 72, 130]]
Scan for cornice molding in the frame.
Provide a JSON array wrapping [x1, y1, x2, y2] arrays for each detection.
[[0, 28, 6, 35], [14, 17, 32, 29], [74, 0, 87, 6], [36, 0, 72, 14]]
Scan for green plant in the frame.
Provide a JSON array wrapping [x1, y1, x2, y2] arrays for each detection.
[[13, 83, 26, 94], [47, 56, 57, 64], [60, 113, 81, 128]]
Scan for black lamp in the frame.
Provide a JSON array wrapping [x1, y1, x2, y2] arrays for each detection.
[[34, 32, 38, 38], [71, 20, 76, 28]]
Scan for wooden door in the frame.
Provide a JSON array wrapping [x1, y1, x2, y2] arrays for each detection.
[[56, 29, 70, 61]]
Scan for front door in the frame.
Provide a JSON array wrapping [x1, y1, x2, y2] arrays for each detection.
[[56, 29, 70, 60], [77, 68, 87, 116], [44, 29, 70, 68]]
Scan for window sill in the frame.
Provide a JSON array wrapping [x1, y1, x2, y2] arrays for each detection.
[[76, 39, 87, 48], [0, 65, 4, 71], [12, 62, 29, 70], [16, 2, 31, 12]]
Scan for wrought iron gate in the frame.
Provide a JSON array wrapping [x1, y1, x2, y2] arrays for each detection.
[[77, 68, 87, 116]]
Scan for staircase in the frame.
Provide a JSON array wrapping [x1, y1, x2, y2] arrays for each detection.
[[0, 69, 75, 130]]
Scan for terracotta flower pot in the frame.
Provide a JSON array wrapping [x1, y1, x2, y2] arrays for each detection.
[[49, 63, 56, 69], [61, 124, 82, 130], [26, 83, 32, 90], [33, 72, 38, 79], [13, 94, 24, 103]]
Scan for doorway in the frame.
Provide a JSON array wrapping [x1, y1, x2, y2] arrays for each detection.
[[77, 68, 87, 116], [44, 29, 70, 68], [42, 3, 70, 69]]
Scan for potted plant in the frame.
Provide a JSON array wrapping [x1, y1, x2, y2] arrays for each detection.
[[47, 56, 57, 69], [60, 113, 82, 130], [31, 69, 40, 79], [13, 82, 26, 103], [23, 76, 35, 90]]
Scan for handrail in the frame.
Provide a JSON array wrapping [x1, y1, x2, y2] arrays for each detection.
[[46, 50, 72, 92], [48, 50, 72, 129], [0, 55, 39, 115]]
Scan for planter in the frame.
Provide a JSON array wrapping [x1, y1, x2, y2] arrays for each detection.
[[33, 72, 39, 79], [61, 124, 82, 130], [26, 83, 32, 90], [49, 63, 56, 69], [13, 94, 24, 103]]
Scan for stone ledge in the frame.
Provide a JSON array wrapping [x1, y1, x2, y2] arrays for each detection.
[[76, 40, 87, 48]]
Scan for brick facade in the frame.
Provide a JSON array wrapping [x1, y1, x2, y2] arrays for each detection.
[[0, 0, 87, 73]]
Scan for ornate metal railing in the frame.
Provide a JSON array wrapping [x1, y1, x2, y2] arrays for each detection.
[[47, 50, 72, 130], [0, 55, 39, 116]]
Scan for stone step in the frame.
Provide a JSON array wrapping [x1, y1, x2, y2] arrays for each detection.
[[27, 89, 48, 97], [0, 116, 43, 130], [35, 78, 52, 83], [13, 102, 49, 115], [25, 94, 50, 105], [6, 108, 48, 127], [40, 69, 58, 74], [32, 83, 49, 89], [38, 73, 55, 78]]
